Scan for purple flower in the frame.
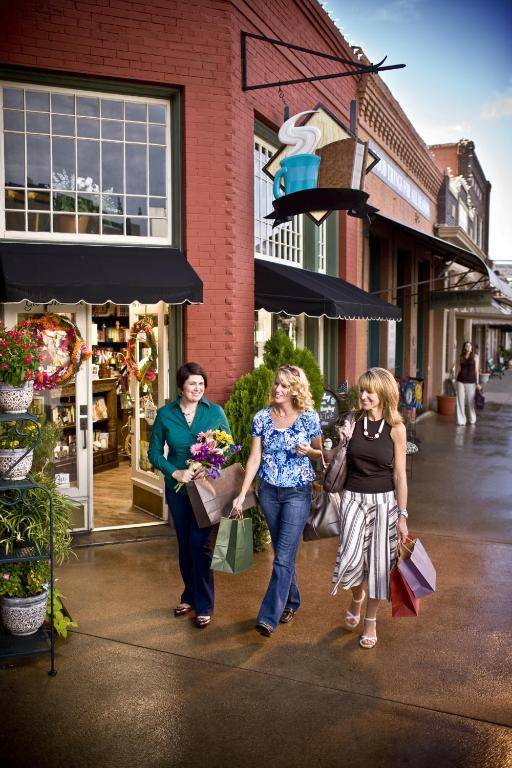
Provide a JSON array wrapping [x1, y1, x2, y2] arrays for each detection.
[[208, 467, 221, 479]]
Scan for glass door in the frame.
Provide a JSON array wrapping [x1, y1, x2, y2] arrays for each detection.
[[129, 302, 168, 520], [3, 303, 90, 530]]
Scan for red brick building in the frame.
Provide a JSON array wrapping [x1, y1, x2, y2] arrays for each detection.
[[0, 0, 394, 530]]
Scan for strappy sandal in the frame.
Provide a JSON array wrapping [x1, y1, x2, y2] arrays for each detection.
[[174, 602, 192, 616], [194, 615, 211, 628], [359, 617, 377, 649], [344, 591, 366, 630]]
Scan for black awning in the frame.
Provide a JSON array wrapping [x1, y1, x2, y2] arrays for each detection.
[[255, 259, 401, 321], [373, 213, 487, 272], [0, 242, 203, 305]]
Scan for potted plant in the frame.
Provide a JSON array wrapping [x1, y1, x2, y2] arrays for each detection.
[[437, 378, 457, 416], [0, 560, 50, 636], [0, 323, 42, 413], [479, 370, 491, 385], [0, 413, 78, 638], [0, 420, 38, 480]]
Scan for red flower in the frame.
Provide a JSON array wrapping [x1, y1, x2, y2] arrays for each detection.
[[24, 356, 32, 363]]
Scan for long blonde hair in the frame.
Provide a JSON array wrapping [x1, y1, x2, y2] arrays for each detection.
[[269, 365, 314, 412], [357, 367, 402, 427]]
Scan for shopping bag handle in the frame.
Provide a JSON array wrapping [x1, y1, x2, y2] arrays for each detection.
[[399, 536, 415, 556], [227, 508, 244, 520]]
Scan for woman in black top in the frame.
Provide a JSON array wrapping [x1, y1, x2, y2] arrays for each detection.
[[331, 367, 408, 649], [455, 341, 481, 426]]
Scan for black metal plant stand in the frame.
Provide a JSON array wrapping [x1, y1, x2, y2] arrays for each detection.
[[0, 412, 56, 676]]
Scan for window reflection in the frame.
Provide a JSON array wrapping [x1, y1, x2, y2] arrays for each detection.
[[27, 135, 51, 188], [3, 86, 169, 238]]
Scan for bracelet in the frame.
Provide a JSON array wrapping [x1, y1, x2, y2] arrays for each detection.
[[398, 508, 408, 519]]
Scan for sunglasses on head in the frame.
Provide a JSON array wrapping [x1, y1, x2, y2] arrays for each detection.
[[279, 365, 300, 375]]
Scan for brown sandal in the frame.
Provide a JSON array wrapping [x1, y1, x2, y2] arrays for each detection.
[[174, 603, 192, 616]]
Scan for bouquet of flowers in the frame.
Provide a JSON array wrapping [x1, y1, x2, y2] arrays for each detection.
[[175, 429, 241, 490]]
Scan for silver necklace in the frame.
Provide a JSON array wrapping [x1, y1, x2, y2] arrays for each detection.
[[180, 401, 197, 422], [363, 416, 385, 440]]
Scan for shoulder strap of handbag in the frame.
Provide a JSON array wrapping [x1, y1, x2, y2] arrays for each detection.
[[321, 410, 358, 471]]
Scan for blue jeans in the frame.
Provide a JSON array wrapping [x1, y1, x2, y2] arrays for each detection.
[[165, 488, 215, 616], [257, 479, 312, 630]]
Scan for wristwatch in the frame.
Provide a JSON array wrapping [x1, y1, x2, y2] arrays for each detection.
[[398, 508, 408, 519]]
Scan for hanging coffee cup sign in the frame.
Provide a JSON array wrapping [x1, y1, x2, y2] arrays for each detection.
[[272, 111, 322, 198], [264, 104, 380, 226]]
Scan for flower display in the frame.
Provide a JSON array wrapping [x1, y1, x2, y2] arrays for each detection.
[[124, 318, 158, 391], [0, 323, 42, 387], [17, 314, 91, 391], [0, 560, 50, 599], [175, 429, 241, 490]]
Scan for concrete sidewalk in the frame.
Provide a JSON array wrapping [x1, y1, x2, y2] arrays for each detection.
[[1, 381, 511, 767]]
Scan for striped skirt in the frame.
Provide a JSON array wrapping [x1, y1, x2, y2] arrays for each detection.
[[331, 490, 398, 601]]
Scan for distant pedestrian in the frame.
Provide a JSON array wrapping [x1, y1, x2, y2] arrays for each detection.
[[331, 367, 408, 649], [148, 362, 231, 629], [455, 341, 481, 426], [232, 365, 322, 637]]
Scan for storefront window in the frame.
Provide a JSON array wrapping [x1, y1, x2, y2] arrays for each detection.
[[254, 136, 303, 266], [1, 84, 170, 241], [317, 220, 327, 273]]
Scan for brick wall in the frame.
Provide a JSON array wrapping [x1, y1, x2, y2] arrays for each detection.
[[0, 0, 360, 403]]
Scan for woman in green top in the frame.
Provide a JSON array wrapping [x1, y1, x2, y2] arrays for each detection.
[[148, 362, 231, 628]]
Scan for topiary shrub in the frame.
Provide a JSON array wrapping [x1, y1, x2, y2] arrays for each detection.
[[291, 346, 324, 410], [262, 330, 295, 372]]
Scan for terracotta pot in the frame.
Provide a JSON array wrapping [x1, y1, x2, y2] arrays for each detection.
[[437, 394, 456, 416]]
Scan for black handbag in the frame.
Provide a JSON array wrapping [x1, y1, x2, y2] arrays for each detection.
[[475, 388, 485, 410], [303, 487, 341, 541], [323, 411, 357, 494]]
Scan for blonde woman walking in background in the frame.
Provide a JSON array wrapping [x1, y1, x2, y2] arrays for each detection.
[[332, 367, 408, 649]]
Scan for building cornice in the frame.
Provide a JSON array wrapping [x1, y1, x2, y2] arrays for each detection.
[[357, 76, 443, 199], [435, 225, 488, 261]]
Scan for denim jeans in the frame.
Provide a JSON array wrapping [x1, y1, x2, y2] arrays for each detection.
[[256, 479, 312, 631], [165, 488, 215, 616]]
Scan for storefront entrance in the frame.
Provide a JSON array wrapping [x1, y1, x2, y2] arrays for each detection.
[[4, 301, 169, 531]]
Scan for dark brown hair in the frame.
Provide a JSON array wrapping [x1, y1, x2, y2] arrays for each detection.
[[176, 362, 208, 390], [460, 341, 474, 363]]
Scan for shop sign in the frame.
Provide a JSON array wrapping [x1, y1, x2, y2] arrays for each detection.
[[368, 140, 431, 220], [264, 105, 380, 226], [319, 388, 340, 429]]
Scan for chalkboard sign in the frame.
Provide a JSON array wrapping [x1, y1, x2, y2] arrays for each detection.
[[319, 389, 340, 429]]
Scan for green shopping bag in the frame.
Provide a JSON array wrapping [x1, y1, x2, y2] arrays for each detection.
[[210, 516, 253, 574]]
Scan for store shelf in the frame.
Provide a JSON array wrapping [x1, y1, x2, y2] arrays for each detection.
[[0, 410, 56, 675], [0, 478, 38, 492], [0, 546, 50, 564], [0, 412, 39, 424], [0, 627, 51, 659]]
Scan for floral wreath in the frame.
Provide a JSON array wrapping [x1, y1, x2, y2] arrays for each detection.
[[17, 314, 92, 391], [124, 318, 157, 389]]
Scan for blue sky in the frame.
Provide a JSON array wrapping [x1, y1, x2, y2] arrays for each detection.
[[327, 0, 512, 262]]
